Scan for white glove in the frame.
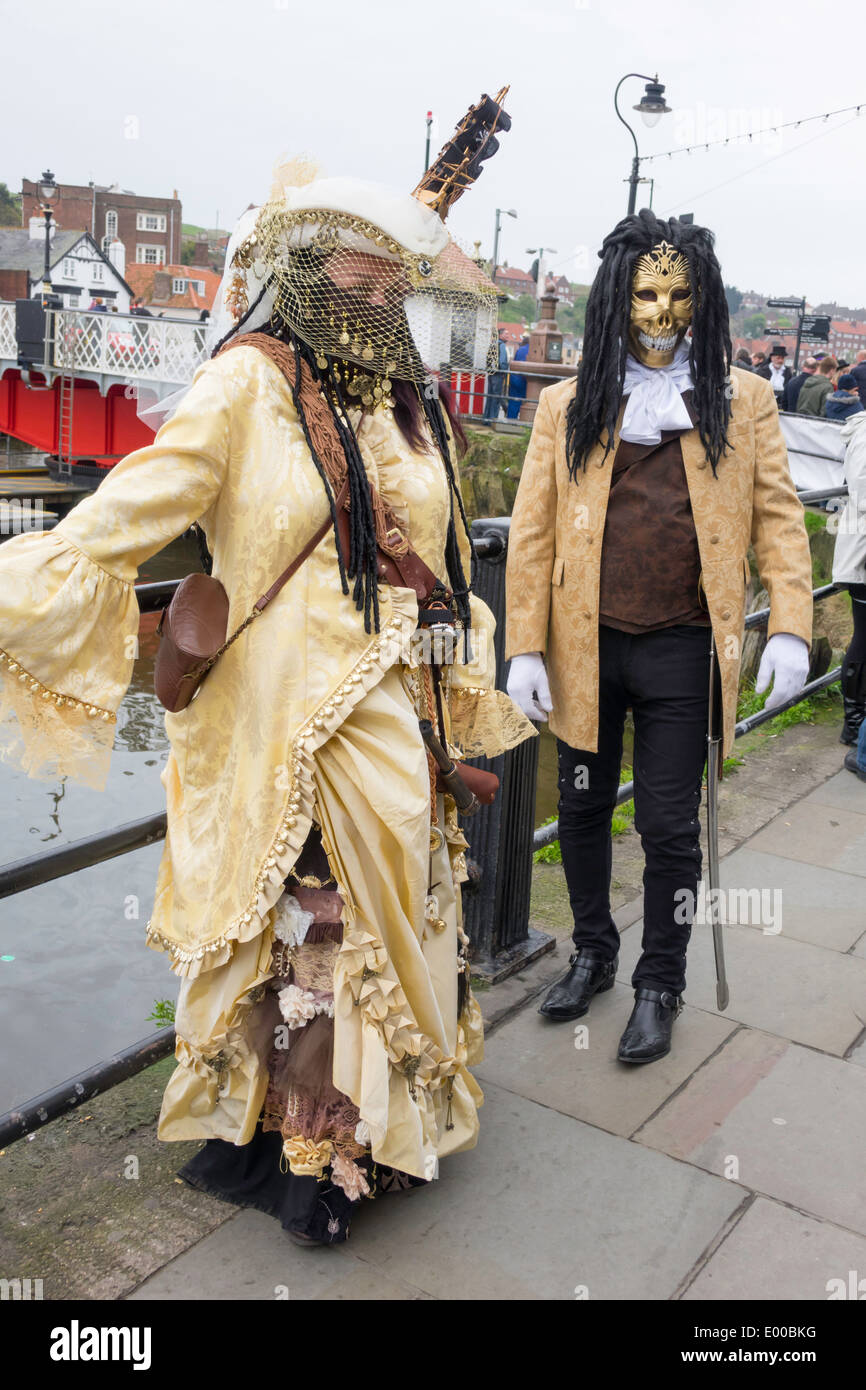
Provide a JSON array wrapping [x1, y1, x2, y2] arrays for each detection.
[[755, 633, 810, 711], [507, 652, 554, 722]]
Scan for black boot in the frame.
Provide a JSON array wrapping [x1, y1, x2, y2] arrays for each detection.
[[538, 947, 618, 1021], [840, 660, 866, 745], [617, 988, 682, 1064], [840, 695, 866, 745]]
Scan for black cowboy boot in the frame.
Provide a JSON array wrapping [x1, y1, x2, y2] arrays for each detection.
[[538, 947, 618, 1021], [617, 988, 682, 1064], [840, 695, 866, 745], [840, 662, 866, 745]]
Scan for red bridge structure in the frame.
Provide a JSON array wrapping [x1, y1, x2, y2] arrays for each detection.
[[0, 301, 209, 480], [1, 300, 494, 486]]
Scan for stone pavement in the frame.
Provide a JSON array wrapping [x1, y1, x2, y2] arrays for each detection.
[[127, 750, 865, 1302], [2, 720, 864, 1301]]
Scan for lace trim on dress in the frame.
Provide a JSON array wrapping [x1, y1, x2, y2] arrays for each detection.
[[447, 684, 537, 759], [0, 646, 117, 790]]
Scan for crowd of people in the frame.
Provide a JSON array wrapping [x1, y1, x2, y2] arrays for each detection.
[[733, 342, 866, 419]]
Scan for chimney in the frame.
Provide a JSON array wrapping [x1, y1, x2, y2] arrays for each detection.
[[107, 237, 126, 279], [29, 215, 54, 242], [192, 233, 209, 268]]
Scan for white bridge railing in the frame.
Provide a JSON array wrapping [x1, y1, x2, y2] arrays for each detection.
[[0, 303, 210, 388], [0, 303, 15, 360]]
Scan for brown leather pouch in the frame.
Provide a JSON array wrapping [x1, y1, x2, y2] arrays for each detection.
[[155, 481, 348, 713]]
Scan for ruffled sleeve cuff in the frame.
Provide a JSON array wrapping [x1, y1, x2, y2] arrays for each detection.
[[0, 528, 139, 789], [447, 592, 537, 758]]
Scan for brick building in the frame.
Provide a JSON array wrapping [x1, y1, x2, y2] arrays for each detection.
[[494, 264, 535, 296], [126, 261, 221, 319], [20, 180, 182, 270], [829, 320, 866, 358]]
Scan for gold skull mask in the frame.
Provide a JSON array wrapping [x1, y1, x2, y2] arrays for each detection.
[[628, 240, 692, 367]]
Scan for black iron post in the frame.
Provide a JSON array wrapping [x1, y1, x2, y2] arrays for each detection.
[[614, 74, 671, 214], [460, 517, 555, 981]]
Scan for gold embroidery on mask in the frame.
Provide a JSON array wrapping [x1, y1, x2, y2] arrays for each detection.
[[628, 240, 692, 368]]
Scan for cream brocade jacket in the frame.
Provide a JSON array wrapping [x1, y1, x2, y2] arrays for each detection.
[[0, 346, 533, 1157]]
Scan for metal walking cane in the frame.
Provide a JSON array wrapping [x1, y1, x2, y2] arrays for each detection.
[[706, 627, 730, 1010]]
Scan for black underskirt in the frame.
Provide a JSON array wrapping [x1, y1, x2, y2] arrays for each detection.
[[178, 1123, 426, 1244]]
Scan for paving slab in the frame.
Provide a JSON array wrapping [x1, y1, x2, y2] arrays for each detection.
[[617, 919, 866, 1056], [476, 983, 736, 1138], [128, 1207, 432, 1301], [747, 799, 866, 880], [130, 1082, 744, 1302], [331, 1082, 744, 1300], [852, 931, 866, 960], [718, 848, 866, 952], [636, 1029, 866, 1236], [683, 1196, 866, 1301], [802, 768, 866, 815]]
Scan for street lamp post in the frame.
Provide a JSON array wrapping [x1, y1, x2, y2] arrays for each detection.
[[613, 75, 671, 214], [424, 110, 433, 173], [527, 246, 558, 308], [492, 207, 517, 282], [37, 169, 58, 307]]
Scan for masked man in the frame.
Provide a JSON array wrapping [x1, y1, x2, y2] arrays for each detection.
[[505, 210, 813, 1064]]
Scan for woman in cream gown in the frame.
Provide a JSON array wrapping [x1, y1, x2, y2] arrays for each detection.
[[0, 175, 534, 1244]]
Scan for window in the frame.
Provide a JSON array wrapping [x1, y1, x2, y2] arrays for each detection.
[[193, 279, 206, 294], [136, 244, 165, 265], [136, 212, 166, 232], [172, 277, 186, 295], [91, 262, 104, 282], [105, 210, 117, 240], [62, 257, 76, 279]]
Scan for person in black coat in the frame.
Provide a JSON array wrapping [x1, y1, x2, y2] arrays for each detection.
[[850, 350, 866, 409], [782, 355, 818, 412], [756, 343, 793, 407]]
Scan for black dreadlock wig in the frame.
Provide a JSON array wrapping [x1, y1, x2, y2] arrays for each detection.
[[204, 272, 474, 640], [566, 209, 733, 481]]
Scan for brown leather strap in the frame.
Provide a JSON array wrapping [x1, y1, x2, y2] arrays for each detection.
[[254, 478, 349, 613], [218, 332, 450, 609]]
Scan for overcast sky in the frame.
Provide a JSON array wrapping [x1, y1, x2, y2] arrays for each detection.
[[2, 0, 863, 307]]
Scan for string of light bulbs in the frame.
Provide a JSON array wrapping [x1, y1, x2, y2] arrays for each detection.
[[642, 100, 864, 163]]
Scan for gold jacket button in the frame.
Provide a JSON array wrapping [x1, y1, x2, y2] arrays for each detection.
[[582, 609, 591, 620], [697, 460, 708, 470], [710, 534, 719, 544], [722, 610, 731, 621]]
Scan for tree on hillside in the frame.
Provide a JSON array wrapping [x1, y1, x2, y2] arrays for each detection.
[[557, 290, 588, 338], [0, 183, 22, 226], [499, 293, 537, 325], [743, 312, 766, 338], [724, 284, 743, 316]]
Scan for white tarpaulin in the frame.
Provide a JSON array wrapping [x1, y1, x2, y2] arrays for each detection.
[[779, 411, 847, 492]]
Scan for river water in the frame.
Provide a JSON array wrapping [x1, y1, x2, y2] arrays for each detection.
[[0, 452, 574, 1113]]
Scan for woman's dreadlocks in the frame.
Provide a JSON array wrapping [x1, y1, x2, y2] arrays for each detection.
[[566, 209, 733, 481]]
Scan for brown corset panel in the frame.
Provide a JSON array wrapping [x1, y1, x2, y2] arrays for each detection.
[[598, 397, 710, 634]]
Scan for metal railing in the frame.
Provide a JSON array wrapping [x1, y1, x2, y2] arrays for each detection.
[[0, 302, 211, 388], [0, 489, 851, 1143]]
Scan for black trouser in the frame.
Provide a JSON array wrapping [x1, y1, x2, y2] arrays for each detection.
[[556, 623, 711, 996]]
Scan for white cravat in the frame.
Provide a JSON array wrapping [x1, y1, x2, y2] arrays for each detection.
[[769, 362, 786, 390], [621, 338, 694, 444]]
